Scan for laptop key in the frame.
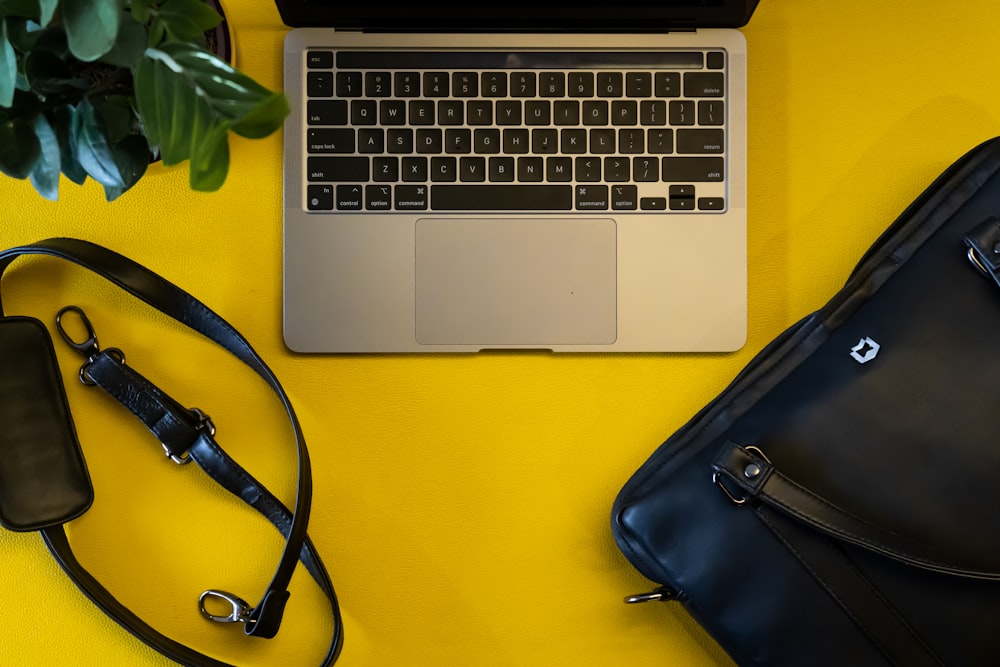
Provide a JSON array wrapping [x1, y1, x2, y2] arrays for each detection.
[[307, 156, 369, 181], [676, 129, 724, 154], [431, 185, 572, 210], [662, 157, 724, 181]]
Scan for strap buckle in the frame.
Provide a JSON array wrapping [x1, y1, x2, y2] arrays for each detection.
[[199, 589, 252, 624], [163, 407, 215, 465]]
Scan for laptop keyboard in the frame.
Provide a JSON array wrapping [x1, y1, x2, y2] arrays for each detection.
[[302, 50, 727, 213]]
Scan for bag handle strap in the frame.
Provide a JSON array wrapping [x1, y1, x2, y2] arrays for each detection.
[[712, 441, 1000, 580], [0, 238, 343, 666]]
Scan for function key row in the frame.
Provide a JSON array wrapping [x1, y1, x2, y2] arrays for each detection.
[[306, 70, 724, 99]]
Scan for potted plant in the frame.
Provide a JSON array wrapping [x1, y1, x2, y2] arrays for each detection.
[[0, 0, 289, 201]]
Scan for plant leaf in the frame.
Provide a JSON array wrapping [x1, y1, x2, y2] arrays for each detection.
[[72, 97, 124, 186], [134, 50, 195, 165], [0, 19, 16, 107], [99, 12, 146, 67], [38, 0, 57, 25], [28, 111, 59, 199], [0, 114, 40, 178], [0, 0, 40, 19], [187, 96, 228, 190], [231, 90, 289, 139], [62, 0, 120, 62], [23, 49, 87, 95], [156, 0, 221, 43], [101, 133, 147, 200], [50, 104, 87, 184]]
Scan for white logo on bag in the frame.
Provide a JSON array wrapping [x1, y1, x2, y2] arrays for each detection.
[[850, 337, 880, 364]]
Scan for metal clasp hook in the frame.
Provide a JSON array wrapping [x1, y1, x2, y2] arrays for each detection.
[[55, 305, 99, 357], [55, 306, 126, 385], [199, 589, 252, 624]]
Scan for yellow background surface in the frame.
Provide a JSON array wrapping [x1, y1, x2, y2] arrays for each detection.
[[2, 1, 999, 665]]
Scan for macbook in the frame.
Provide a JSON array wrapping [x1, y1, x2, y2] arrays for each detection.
[[278, 1, 758, 353]]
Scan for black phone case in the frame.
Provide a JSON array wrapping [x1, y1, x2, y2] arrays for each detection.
[[0, 316, 93, 531]]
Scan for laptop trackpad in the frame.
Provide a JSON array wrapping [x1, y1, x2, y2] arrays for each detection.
[[415, 218, 617, 347]]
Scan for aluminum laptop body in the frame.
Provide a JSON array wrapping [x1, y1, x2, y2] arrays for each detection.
[[278, 1, 758, 353]]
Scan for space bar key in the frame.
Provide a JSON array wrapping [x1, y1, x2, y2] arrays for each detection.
[[431, 185, 573, 210]]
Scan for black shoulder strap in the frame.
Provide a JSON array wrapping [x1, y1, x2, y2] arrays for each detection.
[[0, 238, 343, 666]]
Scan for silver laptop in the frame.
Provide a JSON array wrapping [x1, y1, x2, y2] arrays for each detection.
[[278, 1, 758, 353]]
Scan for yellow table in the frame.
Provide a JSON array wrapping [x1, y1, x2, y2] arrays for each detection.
[[3, 2, 998, 665]]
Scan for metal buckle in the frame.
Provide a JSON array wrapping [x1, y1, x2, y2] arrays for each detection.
[[712, 445, 770, 506], [199, 589, 251, 624], [162, 408, 215, 465]]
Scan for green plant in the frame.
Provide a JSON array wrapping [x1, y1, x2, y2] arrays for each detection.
[[0, 0, 289, 200]]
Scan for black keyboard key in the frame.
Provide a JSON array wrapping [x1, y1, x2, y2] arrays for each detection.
[[706, 51, 725, 69], [335, 185, 362, 210], [467, 100, 493, 125], [669, 100, 696, 126], [306, 51, 333, 69], [481, 72, 507, 97], [402, 156, 428, 182], [633, 157, 658, 181], [395, 185, 428, 210], [525, 101, 550, 126], [511, 72, 536, 97], [568, 72, 594, 97], [597, 72, 623, 97], [366, 184, 392, 210], [576, 185, 608, 210], [619, 129, 644, 154], [350, 100, 377, 125], [698, 197, 725, 210], [372, 156, 398, 181], [546, 157, 572, 182], [395, 72, 420, 96], [684, 71, 724, 97], [582, 101, 609, 126], [357, 128, 384, 153], [416, 128, 443, 153], [654, 72, 680, 97], [539, 72, 565, 97], [496, 101, 522, 126], [308, 156, 369, 181], [460, 157, 486, 182], [379, 100, 406, 125], [453, 72, 478, 96], [611, 100, 638, 126], [334, 71, 361, 97], [489, 157, 515, 182], [307, 100, 347, 125], [424, 72, 449, 97], [431, 156, 457, 181], [676, 129, 724, 154], [640, 197, 666, 211], [662, 157, 724, 181], [307, 184, 334, 210], [431, 185, 572, 210], [307, 129, 355, 154], [307, 72, 333, 97], [611, 185, 638, 210], [306, 157, 369, 183], [517, 157, 544, 182], [640, 100, 666, 126], [647, 129, 673, 154], [575, 157, 601, 182], [365, 72, 391, 97], [625, 72, 652, 97], [698, 101, 724, 126], [553, 101, 580, 125], [409, 100, 436, 125]]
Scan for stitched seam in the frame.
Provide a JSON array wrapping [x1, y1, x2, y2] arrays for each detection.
[[756, 508, 899, 667], [828, 541, 947, 666]]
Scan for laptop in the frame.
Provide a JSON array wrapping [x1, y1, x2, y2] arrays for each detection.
[[277, 1, 758, 353]]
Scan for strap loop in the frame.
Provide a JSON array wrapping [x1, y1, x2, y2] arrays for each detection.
[[199, 590, 252, 624]]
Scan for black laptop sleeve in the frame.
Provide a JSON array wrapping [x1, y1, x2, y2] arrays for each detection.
[[611, 135, 1000, 666]]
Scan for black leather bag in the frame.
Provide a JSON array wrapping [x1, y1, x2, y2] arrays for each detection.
[[611, 136, 1000, 667]]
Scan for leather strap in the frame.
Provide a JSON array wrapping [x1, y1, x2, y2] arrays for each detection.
[[0, 238, 343, 666], [712, 441, 1000, 580]]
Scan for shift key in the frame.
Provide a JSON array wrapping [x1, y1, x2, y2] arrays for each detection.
[[662, 157, 724, 182], [308, 156, 369, 181]]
